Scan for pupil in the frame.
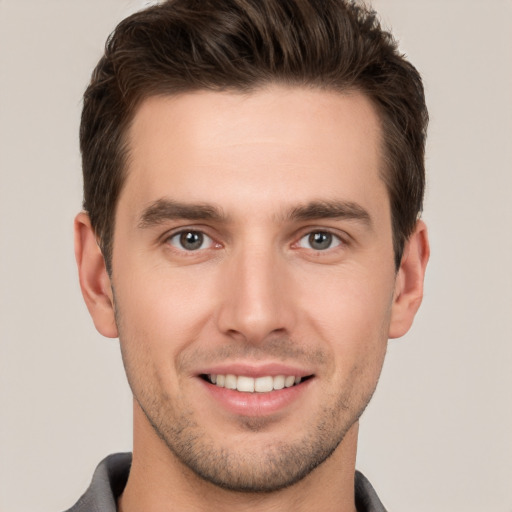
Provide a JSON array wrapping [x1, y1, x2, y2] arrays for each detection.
[[180, 231, 203, 250], [309, 232, 331, 250]]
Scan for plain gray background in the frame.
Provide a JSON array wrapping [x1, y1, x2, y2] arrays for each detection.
[[1, 1, 511, 511]]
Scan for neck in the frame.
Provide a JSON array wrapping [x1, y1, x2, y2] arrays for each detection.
[[119, 403, 359, 512]]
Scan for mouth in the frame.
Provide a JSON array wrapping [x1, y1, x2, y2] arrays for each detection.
[[200, 373, 312, 393]]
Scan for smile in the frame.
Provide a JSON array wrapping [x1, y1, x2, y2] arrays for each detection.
[[204, 374, 304, 393]]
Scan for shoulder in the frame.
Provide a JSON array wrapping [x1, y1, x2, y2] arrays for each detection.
[[355, 470, 388, 512], [64, 453, 132, 512]]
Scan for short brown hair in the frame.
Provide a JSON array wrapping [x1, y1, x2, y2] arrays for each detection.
[[80, 0, 428, 272]]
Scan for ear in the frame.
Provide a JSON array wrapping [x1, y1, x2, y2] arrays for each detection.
[[388, 220, 430, 339], [74, 212, 118, 338]]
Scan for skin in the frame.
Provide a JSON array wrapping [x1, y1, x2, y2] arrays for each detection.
[[75, 86, 429, 512]]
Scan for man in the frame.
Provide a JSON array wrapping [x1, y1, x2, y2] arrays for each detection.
[[70, 0, 429, 510]]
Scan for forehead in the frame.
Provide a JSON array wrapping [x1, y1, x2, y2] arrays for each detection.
[[122, 86, 387, 220]]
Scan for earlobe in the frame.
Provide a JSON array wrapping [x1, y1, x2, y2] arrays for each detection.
[[388, 220, 430, 339], [74, 212, 118, 338]]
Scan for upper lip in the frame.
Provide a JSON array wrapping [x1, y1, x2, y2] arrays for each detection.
[[195, 362, 314, 378]]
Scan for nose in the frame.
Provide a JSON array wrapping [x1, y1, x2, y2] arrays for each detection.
[[215, 242, 296, 344]]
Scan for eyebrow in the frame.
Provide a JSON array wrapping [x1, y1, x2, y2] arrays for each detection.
[[138, 199, 227, 228], [284, 200, 372, 227], [138, 198, 372, 229]]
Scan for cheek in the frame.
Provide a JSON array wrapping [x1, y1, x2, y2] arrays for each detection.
[[297, 266, 393, 369], [116, 260, 217, 331], [112, 266, 219, 385]]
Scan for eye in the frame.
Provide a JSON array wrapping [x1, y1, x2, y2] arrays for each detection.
[[297, 231, 342, 251], [168, 230, 215, 251]]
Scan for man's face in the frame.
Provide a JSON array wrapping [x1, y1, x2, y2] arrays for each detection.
[[110, 86, 397, 491]]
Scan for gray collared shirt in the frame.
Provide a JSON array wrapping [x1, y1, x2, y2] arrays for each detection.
[[65, 453, 387, 512]]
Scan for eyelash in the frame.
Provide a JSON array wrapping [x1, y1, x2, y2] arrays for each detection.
[[164, 227, 347, 255], [166, 230, 219, 252], [296, 230, 344, 251]]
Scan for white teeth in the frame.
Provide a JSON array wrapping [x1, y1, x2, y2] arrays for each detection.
[[273, 375, 285, 390], [237, 375, 255, 392], [285, 375, 295, 388], [254, 376, 273, 393], [225, 374, 237, 390], [208, 374, 304, 393]]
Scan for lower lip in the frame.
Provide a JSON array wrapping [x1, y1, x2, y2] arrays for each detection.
[[201, 378, 312, 417]]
